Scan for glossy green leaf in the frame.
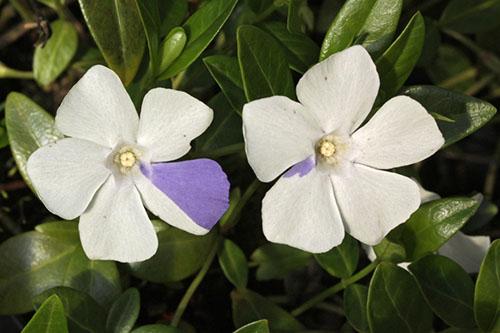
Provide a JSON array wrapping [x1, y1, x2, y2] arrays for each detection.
[[218, 239, 248, 289], [245, 0, 274, 15], [159, 0, 188, 37], [262, 21, 319, 73], [344, 284, 369, 333], [231, 289, 304, 332], [440, 0, 500, 33], [376, 12, 425, 98], [78, 0, 145, 85], [106, 288, 140, 333], [159, 0, 238, 79], [233, 319, 270, 333], [22, 295, 68, 333], [237, 25, 295, 101], [128, 223, 217, 283], [474, 239, 500, 332], [314, 234, 359, 278], [417, 18, 441, 68], [132, 324, 182, 333], [158, 27, 187, 77], [135, 0, 161, 73], [287, 0, 313, 34], [34, 221, 80, 243], [0, 225, 121, 315], [34, 287, 106, 333], [409, 255, 475, 328], [373, 226, 407, 263], [402, 85, 497, 146], [5, 92, 63, 189], [367, 263, 433, 333], [33, 20, 78, 86], [251, 243, 311, 280], [203, 55, 246, 113], [426, 45, 475, 92], [320, 0, 402, 60]]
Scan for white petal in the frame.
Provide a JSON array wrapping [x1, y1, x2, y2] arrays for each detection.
[[416, 181, 441, 203], [438, 232, 491, 273], [351, 96, 444, 169], [137, 88, 213, 162], [56, 65, 139, 148], [243, 96, 322, 182], [26, 138, 111, 220], [262, 168, 345, 253], [79, 177, 158, 263], [331, 164, 420, 245], [296, 45, 379, 134], [134, 172, 209, 235]]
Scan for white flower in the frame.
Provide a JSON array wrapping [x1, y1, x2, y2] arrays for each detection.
[[27, 65, 230, 263], [242, 45, 445, 253]]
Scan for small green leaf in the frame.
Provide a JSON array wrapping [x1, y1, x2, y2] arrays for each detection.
[[106, 288, 140, 333], [402, 85, 497, 147], [159, 0, 238, 79], [231, 289, 304, 332], [409, 255, 475, 328], [34, 221, 79, 243], [251, 243, 311, 280], [5, 92, 63, 189], [22, 295, 68, 333], [132, 324, 182, 333], [33, 20, 78, 86], [376, 12, 425, 98], [36, 0, 65, 10], [440, 0, 500, 33], [344, 284, 369, 333], [234, 319, 270, 333], [135, 0, 161, 73], [0, 117, 9, 149], [314, 234, 359, 278], [237, 25, 295, 101], [367, 263, 433, 333], [218, 239, 248, 289], [78, 0, 145, 85], [159, 0, 188, 37], [158, 27, 187, 78], [474, 239, 500, 332]]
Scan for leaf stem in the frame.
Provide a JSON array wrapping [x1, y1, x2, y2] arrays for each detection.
[[0, 63, 33, 79], [291, 260, 379, 317], [171, 236, 222, 327], [8, 0, 34, 21], [221, 178, 261, 231]]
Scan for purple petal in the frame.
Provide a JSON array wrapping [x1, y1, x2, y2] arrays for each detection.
[[141, 159, 230, 230], [284, 156, 315, 178]]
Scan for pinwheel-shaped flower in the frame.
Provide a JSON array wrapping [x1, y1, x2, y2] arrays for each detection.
[[243, 46, 444, 252], [27, 65, 230, 262]]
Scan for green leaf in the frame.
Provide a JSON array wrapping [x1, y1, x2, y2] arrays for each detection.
[[159, 0, 188, 37], [287, 0, 313, 34], [261, 21, 319, 74], [376, 12, 425, 98], [367, 263, 433, 333], [373, 226, 407, 263], [33, 20, 78, 86], [233, 320, 270, 333], [251, 243, 311, 280], [78, 0, 145, 85], [33, 287, 106, 333], [218, 239, 248, 289], [5, 92, 63, 189], [203, 55, 246, 113], [344, 284, 369, 333], [402, 85, 497, 147], [158, 27, 187, 77], [36, 0, 65, 10], [314, 234, 359, 278], [35, 221, 80, 243], [237, 25, 295, 101], [409, 255, 475, 328], [231, 289, 304, 332], [320, 0, 403, 60], [159, 0, 238, 79], [417, 18, 441, 68], [440, 0, 500, 33], [0, 226, 121, 315], [132, 324, 182, 333], [22, 295, 68, 333], [128, 224, 217, 282], [106, 288, 140, 333], [474, 239, 500, 332], [0, 117, 8, 149], [135, 0, 161, 73]]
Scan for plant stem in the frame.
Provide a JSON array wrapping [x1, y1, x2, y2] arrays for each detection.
[[221, 178, 261, 231], [171, 236, 222, 327], [291, 260, 379, 317], [0, 63, 33, 80]]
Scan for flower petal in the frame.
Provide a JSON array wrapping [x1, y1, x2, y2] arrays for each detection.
[[56, 65, 139, 148], [26, 138, 111, 220], [137, 88, 212, 162], [296, 45, 379, 134], [331, 164, 420, 245], [351, 96, 444, 169], [243, 96, 321, 182], [438, 232, 490, 273], [79, 176, 158, 263], [139, 159, 230, 230], [262, 168, 345, 253]]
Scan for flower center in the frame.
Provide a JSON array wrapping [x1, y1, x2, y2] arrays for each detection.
[[318, 139, 336, 157], [113, 146, 141, 174], [315, 134, 349, 167]]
